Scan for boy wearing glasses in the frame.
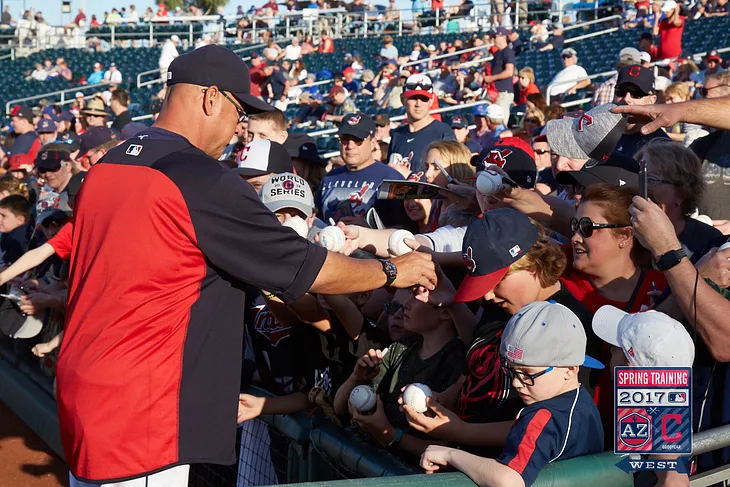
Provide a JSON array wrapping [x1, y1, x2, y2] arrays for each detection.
[[421, 300, 604, 486]]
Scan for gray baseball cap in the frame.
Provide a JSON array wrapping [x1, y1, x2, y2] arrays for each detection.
[[259, 172, 314, 216], [501, 301, 605, 368], [546, 103, 628, 161], [618, 47, 642, 65]]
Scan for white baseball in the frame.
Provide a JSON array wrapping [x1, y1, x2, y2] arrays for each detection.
[[349, 385, 377, 412], [476, 168, 503, 196], [282, 216, 309, 238], [403, 383, 432, 413], [319, 226, 345, 252], [388, 229, 416, 256]]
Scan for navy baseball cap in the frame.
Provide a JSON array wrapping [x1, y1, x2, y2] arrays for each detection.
[[455, 209, 540, 303], [36, 149, 70, 172], [556, 151, 640, 190], [121, 122, 147, 140], [59, 131, 81, 151], [37, 118, 56, 134], [78, 126, 117, 158], [338, 113, 376, 140], [616, 65, 655, 95], [57, 110, 75, 122], [166, 45, 273, 114], [476, 140, 537, 189], [10, 106, 33, 122], [451, 116, 468, 129]]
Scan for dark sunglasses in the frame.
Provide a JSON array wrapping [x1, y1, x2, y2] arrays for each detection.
[[384, 302, 403, 314], [614, 87, 648, 99], [405, 81, 433, 91], [202, 88, 247, 123], [698, 84, 730, 97], [533, 148, 550, 155], [500, 359, 554, 387], [570, 216, 628, 239], [525, 118, 540, 124]]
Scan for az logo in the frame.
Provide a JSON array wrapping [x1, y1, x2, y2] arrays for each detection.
[[619, 411, 652, 449]]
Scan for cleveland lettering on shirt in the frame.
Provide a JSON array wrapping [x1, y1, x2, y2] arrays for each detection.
[[388, 120, 456, 173], [316, 162, 404, 222]]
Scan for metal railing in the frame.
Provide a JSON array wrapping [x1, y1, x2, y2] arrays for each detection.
[[5, 81, 112, 115], [545, 44, 730, 105], [564, 26, 619, 45], [530, 14, 622, 42], [402, 44, 490, 69]]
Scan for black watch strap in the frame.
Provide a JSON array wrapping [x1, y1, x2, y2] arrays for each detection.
[[381, 259, 397, 286], [656, 248, 687, 271]]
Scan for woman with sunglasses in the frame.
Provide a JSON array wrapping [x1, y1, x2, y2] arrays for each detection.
[[634, 138, 721, 260], [401, 208, 598, 456], [559, 184, 667, 446]]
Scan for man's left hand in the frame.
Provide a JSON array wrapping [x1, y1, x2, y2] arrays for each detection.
[[629, 196, 681, 259]]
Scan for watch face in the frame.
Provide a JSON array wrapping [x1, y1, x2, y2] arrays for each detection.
[[384, 260, 397, 279]]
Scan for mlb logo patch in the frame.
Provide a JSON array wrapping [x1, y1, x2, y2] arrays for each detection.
[[509, 245, 522, 258], [126, 144, 143, 156]]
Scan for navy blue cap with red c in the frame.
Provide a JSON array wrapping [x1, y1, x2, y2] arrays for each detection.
[[36, 149, 71, 172], [454, 208, 540, 303], [166, 45, 273, 114], [338, 113, 376, 140]]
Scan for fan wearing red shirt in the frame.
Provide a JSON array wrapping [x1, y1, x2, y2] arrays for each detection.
[[653, 0, 685, 60], [558, 184, 666, 448]]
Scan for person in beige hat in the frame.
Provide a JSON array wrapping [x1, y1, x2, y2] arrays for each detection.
[[80, 97, 109, 127]]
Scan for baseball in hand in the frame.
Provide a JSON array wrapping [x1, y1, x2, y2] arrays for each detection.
[[403, 383, 432, 413], [388, 229, 416, 256], [349, 385, 377, 413], [282, 216, 309, 238], [476, 168, 503, 196], [319, 226, 346, 252]]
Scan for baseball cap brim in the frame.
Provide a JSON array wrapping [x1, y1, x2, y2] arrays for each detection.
[[545, 118, 591, 160], [231, 91, 275, 113], [453, 266, 509, 303], [556, 169, 604, 188], [338, 124, 371, 140], [264, 198, 313, 216], [234, 167, 272, 177], [583, 355, 605, 369], [592, 305, 628, 347], [403, 89, 432, 99]]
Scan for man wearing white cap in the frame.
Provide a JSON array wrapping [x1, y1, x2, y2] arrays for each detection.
[[547, 48, 589, 98], [159, 35, 180, 78], [653, 0, 685, 60]]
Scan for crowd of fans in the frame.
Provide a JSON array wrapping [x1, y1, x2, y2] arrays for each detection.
[[1, 2, 730, 487]]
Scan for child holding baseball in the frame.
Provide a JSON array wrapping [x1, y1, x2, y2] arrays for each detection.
[[419, 301, 604, 487]]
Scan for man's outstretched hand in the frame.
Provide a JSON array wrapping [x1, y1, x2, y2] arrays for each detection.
[[390, 251, 437, 290], [611, 103, 681, 135]]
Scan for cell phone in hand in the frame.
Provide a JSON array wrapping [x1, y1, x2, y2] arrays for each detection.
[[639, 160, 648, 200], [1, 293, 23, 306]]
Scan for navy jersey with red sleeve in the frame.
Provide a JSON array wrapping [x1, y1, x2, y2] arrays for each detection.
[[497, 387, 603, 487], [56, 128, 327, 483]]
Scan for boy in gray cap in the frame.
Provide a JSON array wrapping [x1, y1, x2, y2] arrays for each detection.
[[421, 300, 604, 487]]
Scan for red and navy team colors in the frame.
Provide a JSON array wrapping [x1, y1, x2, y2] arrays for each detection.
[[497, 387, 603, 486], [55, 128, 327, 483]]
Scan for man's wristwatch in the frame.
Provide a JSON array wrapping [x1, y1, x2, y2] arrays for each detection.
[[655, 248, 687, 271], [380, 259, 397, 286]]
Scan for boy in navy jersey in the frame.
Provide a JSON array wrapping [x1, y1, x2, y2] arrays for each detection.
[[420, 301, 604, 487]]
